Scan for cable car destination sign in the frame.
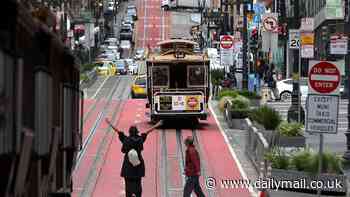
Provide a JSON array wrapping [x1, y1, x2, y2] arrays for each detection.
[[306, 61, 341, 134]]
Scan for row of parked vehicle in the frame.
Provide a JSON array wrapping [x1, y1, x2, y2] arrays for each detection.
[[94, 36, 139, 76], [120, 5, 137, 42]]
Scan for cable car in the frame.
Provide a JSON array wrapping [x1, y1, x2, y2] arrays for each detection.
[[146, 39, 210, 122]]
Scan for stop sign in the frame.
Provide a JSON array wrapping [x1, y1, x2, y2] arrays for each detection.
[[220, 35, 234, 49], [308, 61, 341, 94]]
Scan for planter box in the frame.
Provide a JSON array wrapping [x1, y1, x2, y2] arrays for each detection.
[[268, 168, 347, 194], [275, 135, 306, 147], [225, 108, 249, 129]]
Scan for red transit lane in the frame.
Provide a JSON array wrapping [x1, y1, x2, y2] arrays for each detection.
[[135, 0, 170, 49], [86, 98, 253, 196]]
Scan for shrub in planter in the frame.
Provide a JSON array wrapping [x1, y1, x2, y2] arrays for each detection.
[[218, 89, 238, 100], [307, 151, 344, 175], [265, 148, 290, 170], [277, 121, 303, 137], [290, 148, 313, 172], [250, 106, 282, 130], [230, 95, 251, 119]]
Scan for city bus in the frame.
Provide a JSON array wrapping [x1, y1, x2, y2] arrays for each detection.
[[146, 39, 210, 122]]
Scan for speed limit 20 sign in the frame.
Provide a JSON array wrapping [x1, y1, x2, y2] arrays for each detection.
[[289, 29, 300, 49]]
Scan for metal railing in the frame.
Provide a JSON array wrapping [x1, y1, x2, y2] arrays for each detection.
[[245, 118, 270, 175]]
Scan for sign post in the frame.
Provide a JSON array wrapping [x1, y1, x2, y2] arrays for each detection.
[[220, 35, 234, 75], [306, 60, 341, 197]]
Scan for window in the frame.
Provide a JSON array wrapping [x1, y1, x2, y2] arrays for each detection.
[[0, 52, 4, 96], [188, 66, 205, 87], [0, 51, 15, 155], [135, 78, 146, 86], [152, 66, 169, 87], [34, 69, 53, 156]]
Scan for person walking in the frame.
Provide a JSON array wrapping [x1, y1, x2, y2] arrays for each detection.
[[106, 118, 162, 197], [183, 137, 205, 197], [266, 63, 278, 101]]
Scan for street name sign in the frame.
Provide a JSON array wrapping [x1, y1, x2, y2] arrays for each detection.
[[306, 95, 339, 134], [308, 61, 341, 94]]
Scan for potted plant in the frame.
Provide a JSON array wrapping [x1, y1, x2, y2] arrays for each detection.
[[238, 90, 262, 107], [275, 121, 305, 147], [266, 148, 347, 194], [250, 106, 282, 145], [225, 95, 251, 129]]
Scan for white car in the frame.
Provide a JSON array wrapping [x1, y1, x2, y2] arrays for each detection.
[[125, 59, 138, 75], [120, 40, 131, 49], [161, 0, 174, 10], [134, 48, 145, 60], [276, 78, 344, 101]]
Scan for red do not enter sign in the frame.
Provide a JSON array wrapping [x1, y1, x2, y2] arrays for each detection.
[[220, 35, 234, 49], [308, 61, 340, 94]]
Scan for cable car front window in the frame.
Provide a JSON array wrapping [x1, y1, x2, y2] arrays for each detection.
[[188, 66, 205, 87], [152, 66, 169, 87]]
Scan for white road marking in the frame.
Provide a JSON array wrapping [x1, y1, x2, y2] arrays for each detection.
[[92, 76, 110, 99], [209, 103, 258, 197]]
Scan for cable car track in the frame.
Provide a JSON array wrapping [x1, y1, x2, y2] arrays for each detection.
[[75, 77, 122, 170], [80, 100, 126, 197], [159, 124, 215, 196]]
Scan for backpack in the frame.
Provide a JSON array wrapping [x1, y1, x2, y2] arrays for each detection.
[[128, 149, 140, 167]]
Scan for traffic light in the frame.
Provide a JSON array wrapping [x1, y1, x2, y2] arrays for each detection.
[[249, 28, 258, 49]]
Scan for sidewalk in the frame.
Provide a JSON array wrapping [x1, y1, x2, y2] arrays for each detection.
[[209, 99, 349, 197]]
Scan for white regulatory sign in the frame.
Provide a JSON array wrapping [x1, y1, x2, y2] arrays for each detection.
[[306, 95, 339, 134], [289, 29, 300, 49]]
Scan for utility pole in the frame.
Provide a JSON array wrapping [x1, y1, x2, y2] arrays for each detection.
[[242, 1, 248, 89]]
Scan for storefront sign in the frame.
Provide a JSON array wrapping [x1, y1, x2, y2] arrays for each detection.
[[330, 35, 348, 55]]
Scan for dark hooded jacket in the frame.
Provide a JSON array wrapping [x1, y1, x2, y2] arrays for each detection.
[[118, 132, 148, 178]]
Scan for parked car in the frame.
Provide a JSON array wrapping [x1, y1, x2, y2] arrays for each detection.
[[127, 6, 137, 20], [161, 0, 175, 10], [119, 25, 133, 41], [125, 59, 138, 75], [120, 40, 131, 49], [94, 61, 116, 76], [123, 16, 134, 26], [134, 48, 145, 60], [114, 59, 128, 75], [276, 78, 345, 101], [131, 75, 147, 98]]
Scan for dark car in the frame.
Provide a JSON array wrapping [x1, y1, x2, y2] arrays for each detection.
[[119, 25, 133, 41], [114, 59, 128, 75]]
